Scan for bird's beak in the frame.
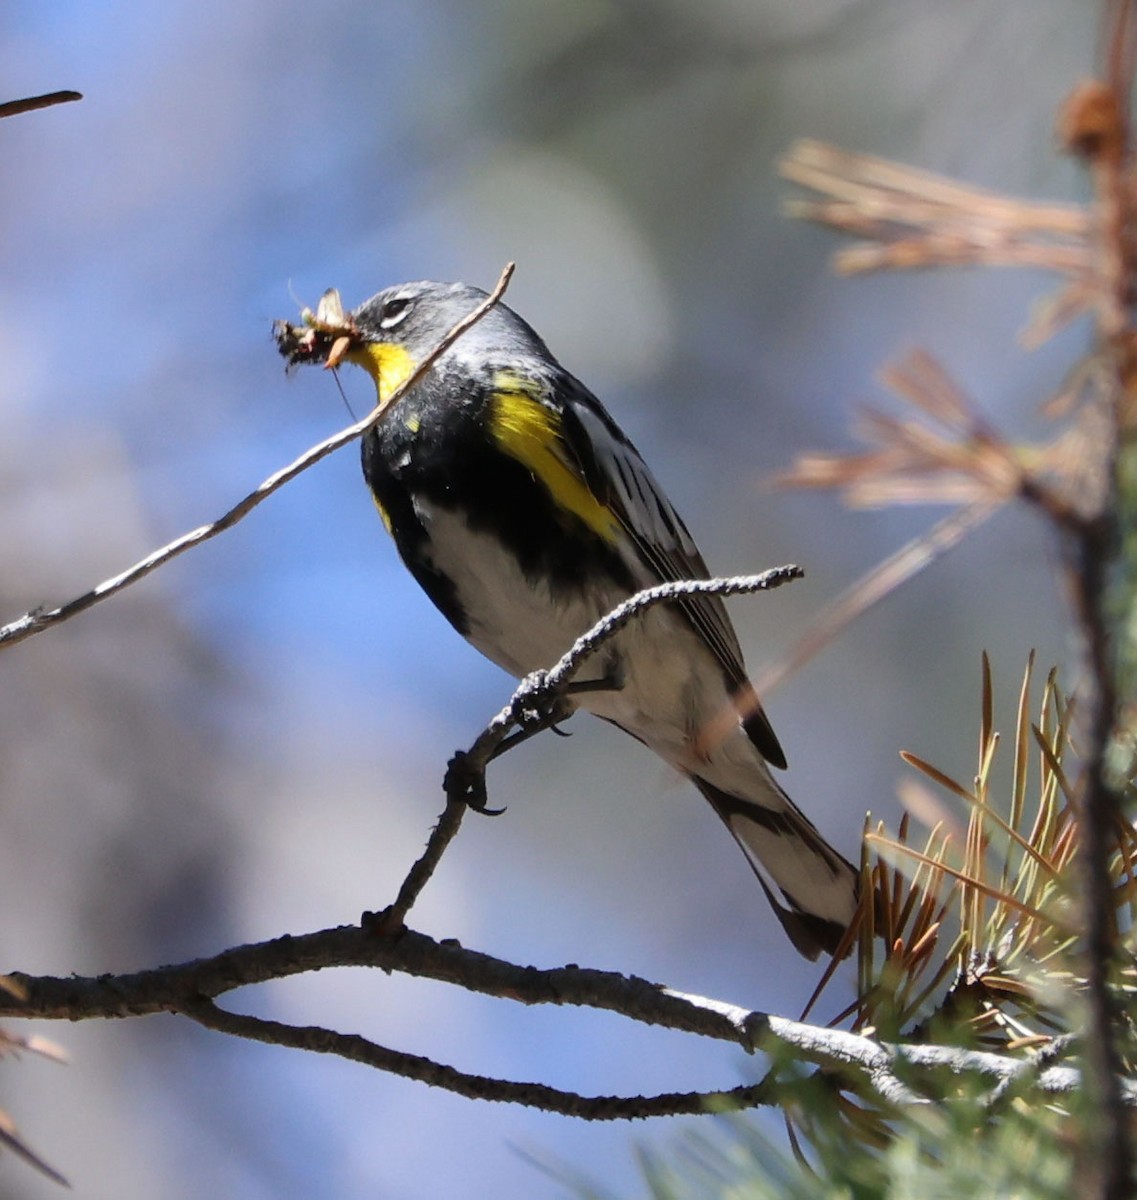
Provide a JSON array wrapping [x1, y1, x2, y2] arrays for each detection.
[[274, 289, 416, 409], [273, 287, 359, 370]]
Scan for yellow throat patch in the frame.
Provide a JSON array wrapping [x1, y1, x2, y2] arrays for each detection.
[[489, 378, 621, 543], [346, 341, 416, 407]]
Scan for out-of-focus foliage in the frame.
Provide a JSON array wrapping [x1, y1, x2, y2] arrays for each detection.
[[601, 1097, 1073, 1200]]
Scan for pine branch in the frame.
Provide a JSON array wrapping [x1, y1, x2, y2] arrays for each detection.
[[0, 923, 1128, 1118]]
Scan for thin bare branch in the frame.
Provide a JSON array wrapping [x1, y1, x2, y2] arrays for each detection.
[[365, 568, 808, 933], [369, 797, 468, 934], [0, 923, 1123, 1116], [179, 996, 774, 1121], [445, 568, 804, 810], [0, 264, 515, 653], [0, 91, 82, 119]]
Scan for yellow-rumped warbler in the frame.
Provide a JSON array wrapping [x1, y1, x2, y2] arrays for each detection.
[[276, 281, 858, 958]]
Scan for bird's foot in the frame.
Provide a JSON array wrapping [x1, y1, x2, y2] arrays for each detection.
[[444, 751, 505, 815], [508, 669, 571, 732]]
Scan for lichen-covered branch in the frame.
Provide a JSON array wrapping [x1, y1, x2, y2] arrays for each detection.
[[0, 923, 1127, 1120]]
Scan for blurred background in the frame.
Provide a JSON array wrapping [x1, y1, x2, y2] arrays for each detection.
[[0, 2, 1091, 1197]]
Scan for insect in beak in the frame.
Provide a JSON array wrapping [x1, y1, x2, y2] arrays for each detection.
[[274, 287, 359, 370]]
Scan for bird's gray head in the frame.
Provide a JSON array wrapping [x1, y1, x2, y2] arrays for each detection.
[[348, 280, 553, 398], [274, 279, 554, 407]]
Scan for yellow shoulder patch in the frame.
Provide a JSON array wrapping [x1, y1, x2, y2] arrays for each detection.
[[488, 377, 621, 543]]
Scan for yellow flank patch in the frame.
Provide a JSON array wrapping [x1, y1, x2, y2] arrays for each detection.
[[489, 384, 621, 543], [372, 494, 394, 535], [346, 342, 416, 406]]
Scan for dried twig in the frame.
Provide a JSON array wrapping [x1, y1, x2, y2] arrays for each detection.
[[0, 264, 516, 653], [444, 568, 804, 812], [0, 923, 1125, 1119], [0, 91, 81, 120], [368, 796, 468, 935], [338, 568, 808, 937], [179, 996, 774, 1121]]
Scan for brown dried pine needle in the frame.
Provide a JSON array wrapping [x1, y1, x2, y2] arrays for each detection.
[[819, 656, 1124, 1051], [781, 139, 1090, 281]]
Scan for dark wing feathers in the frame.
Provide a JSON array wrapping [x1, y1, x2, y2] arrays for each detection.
[[557, 378, 787, 770]]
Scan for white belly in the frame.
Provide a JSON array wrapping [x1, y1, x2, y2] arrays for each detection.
[[416, 502, 745, 773]]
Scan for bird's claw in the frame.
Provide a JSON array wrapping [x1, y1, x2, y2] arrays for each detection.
[[444, 751, 506, 816]]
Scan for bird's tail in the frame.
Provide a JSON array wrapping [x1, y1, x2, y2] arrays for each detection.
[[691, 767, 859, 960]]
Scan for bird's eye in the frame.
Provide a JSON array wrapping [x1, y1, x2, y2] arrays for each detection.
[[379, 297, 412, 329]]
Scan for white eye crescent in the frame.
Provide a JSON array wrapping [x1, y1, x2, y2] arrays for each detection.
[[380, 297, 413, 329]]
